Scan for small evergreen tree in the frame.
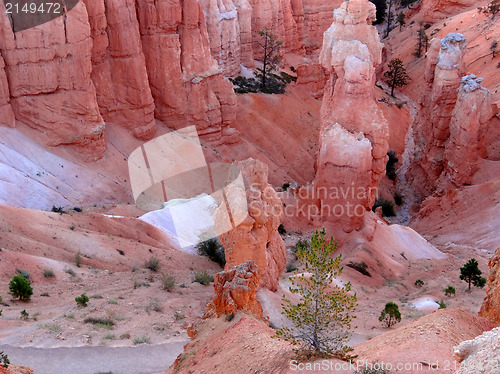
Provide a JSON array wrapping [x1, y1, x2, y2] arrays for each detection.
[[0, 351, 9, 368], [414, 21, 429, 58], [275, 229, 357, 357], [75, 294, 89, 307], [379, 302, 401, 328], [397, 12, 406, 31], [384, 58, 410, 97], [460, 259, 486, 291], [9, 275, 33, 301], [444, 286, 455, 297], [256, 28, 283, 92]]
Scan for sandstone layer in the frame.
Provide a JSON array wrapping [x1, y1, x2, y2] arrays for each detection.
[[421, 0, 477, 22], [215, 158, 286, 291], [312, 0, 389, 232], [454, 327, 500, 374], [204, 260, 263, 318], [0, 0, 239, 160], [479, 248, 500, 327]]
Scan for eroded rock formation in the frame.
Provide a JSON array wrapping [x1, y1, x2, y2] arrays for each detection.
[[454, 327, 500, 374], [312, 0, 389, 232], [214, 158, 286, 291], [204, 260, 263, 318], [479, 248, 500, 327], [198, 0, 343, 73], [405, 34, 496, 205], [0, 0, 239, 159]]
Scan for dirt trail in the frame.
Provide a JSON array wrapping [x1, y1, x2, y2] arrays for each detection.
[[0, 341, 187, 374]]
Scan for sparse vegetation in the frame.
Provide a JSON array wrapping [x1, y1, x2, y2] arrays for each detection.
[[9, 275, 33, 301], [75, 294, 89, 307], [64, 267, 76, 277], [84, 317, 115, 327], [444, 286, 456, 297], [275, 229, 357, 357], [133, 335, 151, 345], [397, 12, 406, 31], [147, 298, 163, 313], [282, 182, 290, 191], [372, 198, 395, 217], [174, 310, 185, 321], [460, 259, 486, 291], [161, 274, 176, 291], [286, 264, 298, 273], [145, 257, 161, 272], [393, 192, 403, 206], [415, 279, 424, 287], [51, 205, 66, 214], [384, 58, 410, 97], [43, 269, 55, 278], [278, 224, 286, 235], [193, 271, 211, 286], [16, 268, 30, 281], [379, 302, 401, 328], [20, 309, 29, 320], [0, 351, 9, 368], [347, 262, 371, 277], [386, 150, 398, 181], [196, 238, 226, 267], [414, 21, 429, 58], [355, 365, 392, 374], [75, 252, 82, 267], [225, 313, 235, 322], [438, 300, 447, 309], [256, 27, 283, 92], [292, 239, 310, 260]]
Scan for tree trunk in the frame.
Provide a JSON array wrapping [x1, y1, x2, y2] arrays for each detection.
[[385, 0, 393, 37], [261, 34, 268, 90]]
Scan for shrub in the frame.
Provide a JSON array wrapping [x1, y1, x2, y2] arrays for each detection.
[[116, 249, 125, 256], [0, 351, 9, 368], [161, 274, 175, 292], [386, 151, 398, 180], [84, 317, 115, 327], [438, 300, 447, 309], [51, 205, 66, 214], [147, 298, 163, 313], [415, 279, 424, 287], [145, 257, 161, 272], [225, 313, 235, 322], [174, 310, 185, 320], [20, 309, 29, 320], [194, 271, 211, 286], [394, 193, 403, 206], [196, 238, 225, 267], [286, 264, 298, 273], [379, 302, 401, 328], [133, 335, 151, 345], [75, 252, 82, 267], [282, 182, 290, 191], [16, 269, 30, 281], [372, 198, 395, 217], [444, 286, 455, 297], [9, 275, 33, 301], [292, 239, 309, 259], [75, 294, 89, 307], [347, 262, 371, 277], [43, 269, 54, 278], [355, 365, 391, 374], [64, 268, 76, 277]]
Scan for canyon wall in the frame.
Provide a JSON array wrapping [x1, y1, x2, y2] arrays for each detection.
[[405, 34, 497, 206], [421, 0, 477, 22], [0, 0, 239, 160], [479, 248, 500, 327], [198, 0, 343, 74], [312, 0, 389, 232]]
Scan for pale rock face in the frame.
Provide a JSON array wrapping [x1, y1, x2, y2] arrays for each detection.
[[0, 1, 107, 161], [313, 0, 388, 232], [479, 248, 500, 327], [204, 260, 263, 318], [214, 158, 286, 291], [454, 327, 500, 373]]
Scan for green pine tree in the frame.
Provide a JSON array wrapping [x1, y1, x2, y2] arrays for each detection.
[[460, 259, 486, 291], [275, 229, 357, 358], [384, 58, 411, 97]]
